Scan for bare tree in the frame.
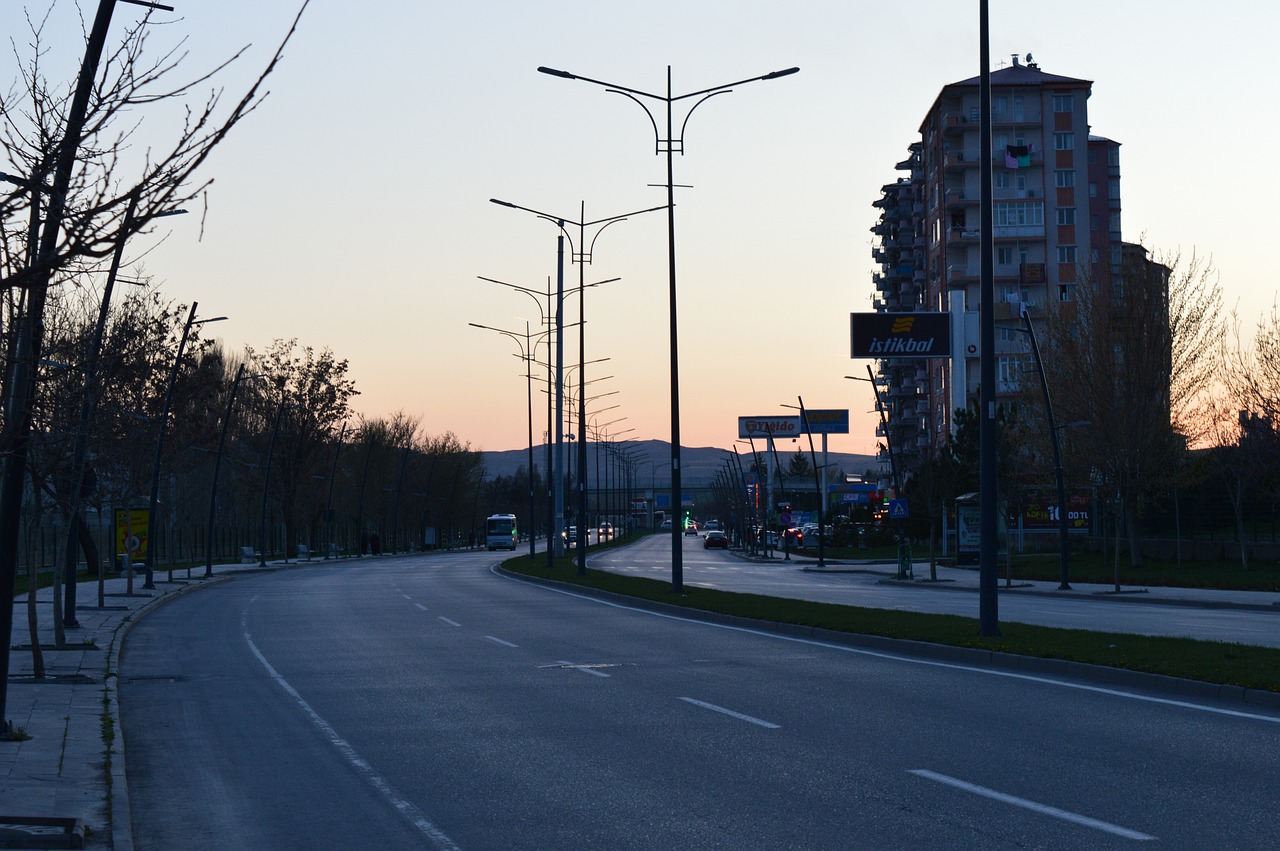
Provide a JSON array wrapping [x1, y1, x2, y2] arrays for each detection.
[[1044, 246, 1225, 568]]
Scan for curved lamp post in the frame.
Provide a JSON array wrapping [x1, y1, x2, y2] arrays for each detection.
[[63, 193, 186, 621], [492, 196, 648, 573], [145, 304, 226, 588], [469, 320, 550, 561], [204, 365, 263, 578], [536, 62, 798, 592], [479, 275, 559, 564]]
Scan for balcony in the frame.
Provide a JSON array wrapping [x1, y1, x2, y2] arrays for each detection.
[[943, 151, 970, 171], [947, 226, 980, 246]]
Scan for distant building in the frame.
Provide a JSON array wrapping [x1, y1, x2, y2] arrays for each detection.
[[868, 55, 1162, 475]]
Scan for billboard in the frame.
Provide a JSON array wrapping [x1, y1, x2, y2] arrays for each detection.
[[800, 409, 849, 435], [738, 416, 801, 440], [850, 312, 951, 358]]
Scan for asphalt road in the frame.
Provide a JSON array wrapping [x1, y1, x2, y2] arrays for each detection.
[[121, 551, 1280, 849], [591, 534, 1280, 648]]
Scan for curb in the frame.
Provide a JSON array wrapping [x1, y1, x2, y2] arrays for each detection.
[[498, 565, 1280, 713], [870, 576, 1280, 613], [105, 575, 233, 851]]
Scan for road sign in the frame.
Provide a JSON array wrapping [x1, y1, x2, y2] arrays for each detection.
[[779, 512, 792, 526], [889, 498, 909, 520]]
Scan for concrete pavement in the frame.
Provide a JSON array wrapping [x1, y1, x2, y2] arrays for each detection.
[[2, 544, 1277, 849], [0, 558, 313, 850]]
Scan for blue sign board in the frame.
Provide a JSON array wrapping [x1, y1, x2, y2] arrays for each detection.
[[889, 498, 909, 519], [800, 409, 850, 435]]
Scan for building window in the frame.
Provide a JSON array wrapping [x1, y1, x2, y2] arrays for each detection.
[[993, 201, 1044, 227], [997, 356, 1021, 389], [1052, 94, 1074, 112], [997, 246, 1014, 265], [1088, 149, 1098, 165], [1091, 248, 1100, 262], [1058, 245, 1077, 263], [995, 171, 1010, 189], [1055, 169, 1075, 188], [1109, 177, 1121, 198], [993, 95, 1008, 116], [1057, 208, 1076, 225], [1089, 182, 1098, 198], [1108, 147, 1120, 167], [1109, 212, 1122, 234], [1090, 214, 1098, 231], [1054, 132, 1074, 150], [1059, 284, 1075, 302]]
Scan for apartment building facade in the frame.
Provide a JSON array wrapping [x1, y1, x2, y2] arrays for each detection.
[[869, 56, 1127, 473]]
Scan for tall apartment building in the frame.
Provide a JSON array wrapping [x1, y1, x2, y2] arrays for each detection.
[[869, 55, 1128, 472]]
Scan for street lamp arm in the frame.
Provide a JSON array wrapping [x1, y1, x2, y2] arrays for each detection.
[[604, 89, 662, 152], [672, 66, 801, 102], [678, 90, 731, 145]]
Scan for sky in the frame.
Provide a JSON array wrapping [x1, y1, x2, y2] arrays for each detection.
[[6, 1, 1278, 456]]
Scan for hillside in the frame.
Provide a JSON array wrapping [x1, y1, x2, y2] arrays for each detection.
[[480, 439, 879, 488]]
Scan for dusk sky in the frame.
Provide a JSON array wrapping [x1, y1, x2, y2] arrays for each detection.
[[7, 1, 1276, 456]]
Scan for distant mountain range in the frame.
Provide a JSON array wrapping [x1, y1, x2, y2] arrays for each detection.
[[480, 439, 879, 488]]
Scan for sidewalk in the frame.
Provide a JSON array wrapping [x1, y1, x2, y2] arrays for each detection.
[[781, 549, 1280, 611], [0, 559, 301, 850]]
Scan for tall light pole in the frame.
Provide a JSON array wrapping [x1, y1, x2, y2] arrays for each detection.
[[491, 197, 656, 572], [977, 0, 1000, 636], [204, 365, 262, 578], [537, 62, 799, 592], [259, 382, 293, 567], [322, 421, 346, 559], [63, 192, 186, 622], [479, 274, 556, 563], [0, 0, 179, 733], [145, 304, 226, 588], [470, 320, 551, 562]]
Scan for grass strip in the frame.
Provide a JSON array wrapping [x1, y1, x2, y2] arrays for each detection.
[[505, 554, 1280, 693]]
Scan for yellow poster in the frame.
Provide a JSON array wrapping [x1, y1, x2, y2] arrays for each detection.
[[114, 509, 150, 562]]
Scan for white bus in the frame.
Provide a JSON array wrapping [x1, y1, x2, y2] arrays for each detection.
[[485, 514, 518, 550]]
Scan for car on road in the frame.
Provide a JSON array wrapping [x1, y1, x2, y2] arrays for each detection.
[[659, 519, 672, 531], [684, 523, 698, 536], [703, 530, 729, 549], [597, 522, 614, 540], [562, 526, 578, 547]]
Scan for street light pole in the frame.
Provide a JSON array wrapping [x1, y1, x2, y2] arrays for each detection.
[[204, 365, 260, 578], [491, 197, 658, 573], [259, 383, 290, 567], [145, 303, 226, 588], [469, 320, 551, 562], [537, 62, 798, 592], [478, 274, 557, 564], [62, 192, 185, 621]]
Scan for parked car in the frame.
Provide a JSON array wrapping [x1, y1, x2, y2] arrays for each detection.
[[703, 530, 729, 549], [659, 519, 673, 531]]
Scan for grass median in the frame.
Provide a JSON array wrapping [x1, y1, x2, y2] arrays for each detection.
[[503, 548, 1280, 694]]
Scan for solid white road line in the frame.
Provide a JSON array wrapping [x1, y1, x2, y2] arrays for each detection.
[[908, 769, 1156, 841], [438, 616, 461, 627], [415, 603, 429, 612], [484, 635, 518, 648], [243, 616, 460, 850], [678, 697, 781, 729]]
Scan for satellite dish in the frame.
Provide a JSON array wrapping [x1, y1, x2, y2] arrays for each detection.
[[1026, 53, 1034, 63]]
